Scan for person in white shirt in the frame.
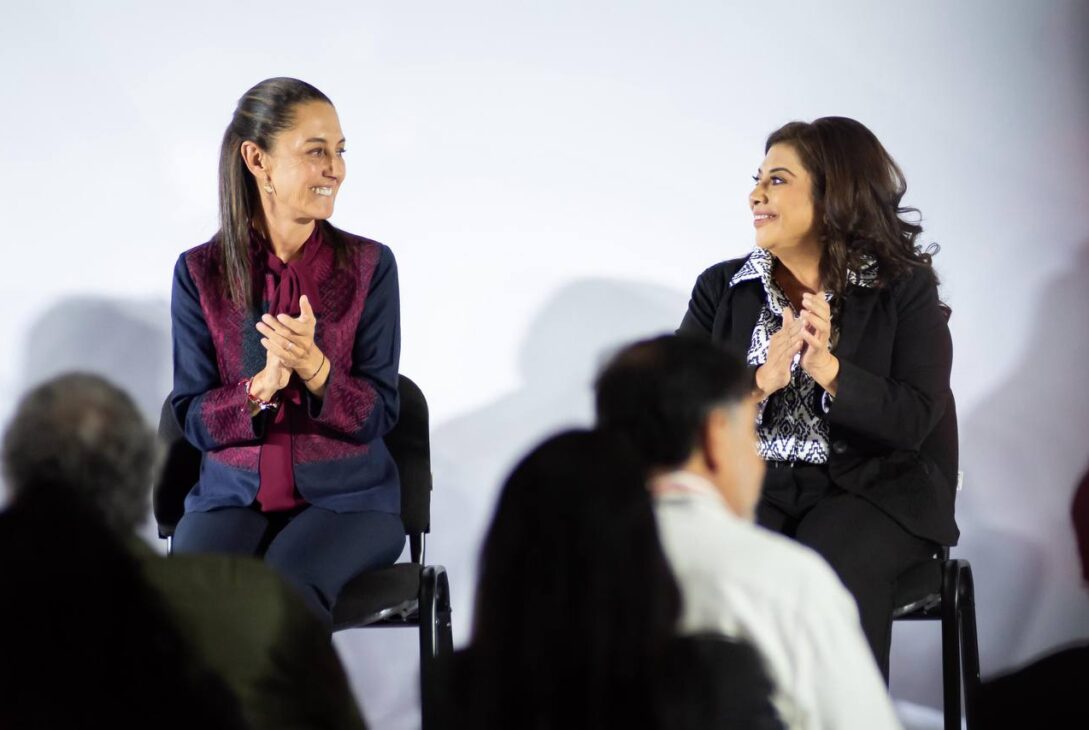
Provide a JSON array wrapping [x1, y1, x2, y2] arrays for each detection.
[[594, 334, 902, 730]]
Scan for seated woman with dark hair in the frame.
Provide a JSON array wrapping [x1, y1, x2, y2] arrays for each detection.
[[170, 77, 405, 626], [681, 116, 957, 680], [435, 429, 783, 730]]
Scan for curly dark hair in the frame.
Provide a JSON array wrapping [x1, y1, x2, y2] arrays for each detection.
[[765, 117, 939, 310]]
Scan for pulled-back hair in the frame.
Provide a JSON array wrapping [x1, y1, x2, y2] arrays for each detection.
[[217, 77, 343, 305]]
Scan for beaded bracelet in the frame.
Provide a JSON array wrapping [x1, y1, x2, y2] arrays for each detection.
[[240, 378, 280, 412]]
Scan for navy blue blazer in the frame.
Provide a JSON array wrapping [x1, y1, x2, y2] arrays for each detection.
[[679, 256, 959, 546]]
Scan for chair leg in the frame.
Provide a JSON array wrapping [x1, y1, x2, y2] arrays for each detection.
[[956, 562, 981, 730], [419, 566, 452, 730], [434, 568, 453, 657], [419, 569, 437, 661], [418, 566, 453, 659], [941, 561, 964, 730]]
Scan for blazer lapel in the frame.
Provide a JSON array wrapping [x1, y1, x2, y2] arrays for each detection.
[[834, 285, 881, 363], [721, 280, 764, 352]]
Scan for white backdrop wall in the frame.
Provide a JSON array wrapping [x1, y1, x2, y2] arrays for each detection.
[[2, 2, 1088, 728]]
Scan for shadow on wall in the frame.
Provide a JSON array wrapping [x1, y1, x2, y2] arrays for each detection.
[[892, 243, 1089, 710], [21, 297, 172, 424], [429, 277, 686, 640], [958, 242, 1089, 664]]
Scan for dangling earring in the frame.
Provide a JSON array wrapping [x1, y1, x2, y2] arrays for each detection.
[[263, 176, 274, 194]]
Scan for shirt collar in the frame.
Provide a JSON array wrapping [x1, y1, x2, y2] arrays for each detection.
[[651, 470, 726, 503], [729, 246, 775, 289], [729, 247, 792, 315], [728, 247, 880, 292], [651, 471, 753, 525]]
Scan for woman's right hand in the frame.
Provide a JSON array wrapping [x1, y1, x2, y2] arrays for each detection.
[[248, 351, 291, 406], [754, 308, 804, 398]]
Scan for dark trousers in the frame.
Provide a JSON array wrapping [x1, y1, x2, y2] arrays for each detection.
[[756, 463, 935, 680], [172, 505, 405, 628]]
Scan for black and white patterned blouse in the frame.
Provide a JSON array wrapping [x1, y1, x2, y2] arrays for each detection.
[[730, 247, 878, 464]]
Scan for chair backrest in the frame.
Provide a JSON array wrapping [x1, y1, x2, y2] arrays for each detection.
[[386, 375, 432, 537], [153, 375, 433, 541], [154, 397, 200, 538]]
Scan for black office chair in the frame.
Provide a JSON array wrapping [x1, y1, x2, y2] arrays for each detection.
[[154, 375, 453, 719], [892, 478, 980, 730]]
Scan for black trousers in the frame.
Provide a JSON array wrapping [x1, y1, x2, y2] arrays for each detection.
[[756, 462, 935, 680]]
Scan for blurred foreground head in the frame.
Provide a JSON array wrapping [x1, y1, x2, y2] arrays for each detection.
[[2, 372, 156, 534], [470, 428, 681, 727]]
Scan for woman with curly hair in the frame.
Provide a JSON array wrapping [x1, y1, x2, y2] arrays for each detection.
[[680, 117, 957, 679]]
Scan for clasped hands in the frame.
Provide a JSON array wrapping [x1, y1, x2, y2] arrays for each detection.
[[247, 295, 327, 404], [754, 292, 840, 399]]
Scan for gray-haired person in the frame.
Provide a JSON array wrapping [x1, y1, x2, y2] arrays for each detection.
[[1, 373, 366, 730]]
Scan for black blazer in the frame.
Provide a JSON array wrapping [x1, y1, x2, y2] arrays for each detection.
[[679, 256, 959, 546]]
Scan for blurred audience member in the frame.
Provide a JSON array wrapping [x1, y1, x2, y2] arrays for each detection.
[[436, 429, 783, 730], [1, 373, 366, 730], [596, 335, 900, 730], [0, 479, 247, 728]]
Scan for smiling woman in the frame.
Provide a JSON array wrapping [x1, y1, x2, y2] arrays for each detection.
[[679, 117, 956, 681], [168, 78, 405, 627]]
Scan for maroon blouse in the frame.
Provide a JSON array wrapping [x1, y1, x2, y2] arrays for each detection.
[[254, 224, 331, 512]]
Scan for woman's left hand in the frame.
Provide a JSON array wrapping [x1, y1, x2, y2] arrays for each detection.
[[799, 292, 840, 394], [255, 295, 326, 382]]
